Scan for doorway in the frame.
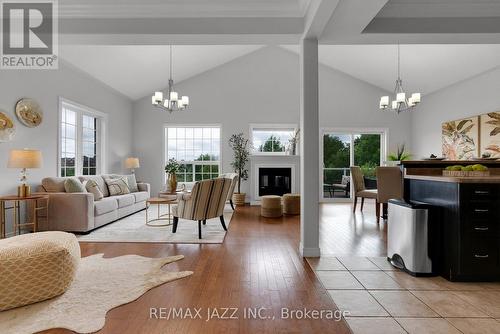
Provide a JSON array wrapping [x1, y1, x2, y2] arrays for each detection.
[[321, 128, 387, 202]]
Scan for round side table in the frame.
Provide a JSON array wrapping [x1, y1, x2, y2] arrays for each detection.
[[145, 196, 177, 227], [0, 194, 49, 238]]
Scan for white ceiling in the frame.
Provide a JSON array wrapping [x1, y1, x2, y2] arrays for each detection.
[[284, 44, 500, 95], [61, 44, 500, 100], [60, 45, 263, 99]]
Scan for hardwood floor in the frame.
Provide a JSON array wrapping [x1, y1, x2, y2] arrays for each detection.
[[42, 205, 352, 334], [320, 201, 387, 257]]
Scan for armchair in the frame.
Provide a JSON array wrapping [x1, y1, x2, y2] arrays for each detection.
[[172, 178, 232, 239], [219, 173, 238, 210]]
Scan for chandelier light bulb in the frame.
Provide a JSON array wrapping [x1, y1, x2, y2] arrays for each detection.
[[170, 91, 178, 102], [154, 92, 163, 103], [396, 92, 406, 103], [411, 93, 421, 104], [379, 96, 389, 109]]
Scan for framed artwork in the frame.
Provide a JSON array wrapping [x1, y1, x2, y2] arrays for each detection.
[[442, 116, 479, 160], [480, 112, 500, 158]]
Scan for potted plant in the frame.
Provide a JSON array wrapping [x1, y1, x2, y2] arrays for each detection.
[[386, 144, 411, 166], [229, 133, 250, 206], [164, 158, 184, 193]]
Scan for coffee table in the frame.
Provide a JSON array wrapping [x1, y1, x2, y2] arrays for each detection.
[[145, 196, 177, 227]]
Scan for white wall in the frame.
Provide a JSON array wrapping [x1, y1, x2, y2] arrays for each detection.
[[133, 46, 412, 195], [0, 61, 134, 199], [411, 67, 500, 157]]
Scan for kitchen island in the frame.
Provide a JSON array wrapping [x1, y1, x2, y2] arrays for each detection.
[[401, 160, 500, 281]]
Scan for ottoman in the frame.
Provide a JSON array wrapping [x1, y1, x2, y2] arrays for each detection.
[[283, 193, 300, 215], [0, 231, 80, 311], [261, 195, 282, 218]]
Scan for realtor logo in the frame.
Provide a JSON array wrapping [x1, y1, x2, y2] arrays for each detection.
[[1, 0, 58, 69]]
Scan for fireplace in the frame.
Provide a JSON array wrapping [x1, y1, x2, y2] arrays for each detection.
[[258, 167, 292, 197]]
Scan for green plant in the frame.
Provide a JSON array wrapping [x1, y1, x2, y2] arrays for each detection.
[[360, 162, 377, 178], [164, 158, 185, 174], [229, 133, 250, 193], [388, 144, 411, 161]]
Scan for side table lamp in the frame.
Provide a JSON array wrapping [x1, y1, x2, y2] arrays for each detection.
[[7, 149, 42, 197], [125, 157, 140, 175]]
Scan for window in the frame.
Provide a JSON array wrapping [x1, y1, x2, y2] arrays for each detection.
[[59, 98, 105, 177], [250, 124, 297, 154], [165, 126, 221, 183], [321, 128, 387, 202]]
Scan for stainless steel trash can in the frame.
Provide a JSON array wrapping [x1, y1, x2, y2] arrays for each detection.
[[387, 199, 436, 276]]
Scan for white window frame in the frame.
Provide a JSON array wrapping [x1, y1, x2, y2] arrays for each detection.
[[58, 97, 107, 177], [163, 124, 222, 186], [249, 123, 298, 156], [319, 127, 388, 203]]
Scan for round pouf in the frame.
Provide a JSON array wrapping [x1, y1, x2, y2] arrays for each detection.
[[261, 195, 283, 218], [283, 193, 301, 215], [0, 231, 81, 311]]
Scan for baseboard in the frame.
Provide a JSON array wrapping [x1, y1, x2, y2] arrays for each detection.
[[299, 243, 321, 257]]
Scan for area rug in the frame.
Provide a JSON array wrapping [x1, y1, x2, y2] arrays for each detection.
[[77, 204, 233, 243], [0, 253, 192, 334]]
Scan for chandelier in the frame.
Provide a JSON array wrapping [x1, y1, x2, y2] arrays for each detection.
[[152, 45, 189, 112], [379, 45, 421, 113]]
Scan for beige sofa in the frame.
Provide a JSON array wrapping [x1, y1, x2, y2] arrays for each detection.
[[37, 175, 150, 233]]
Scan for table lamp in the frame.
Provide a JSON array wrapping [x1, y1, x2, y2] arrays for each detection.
[[125, 157, 140, 174], [7, 149, 43, 197]]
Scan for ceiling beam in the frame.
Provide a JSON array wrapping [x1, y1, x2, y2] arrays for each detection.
[[320, 0, 389, 43], [302, 0, 340, 39], [59, 17, 304, 45]]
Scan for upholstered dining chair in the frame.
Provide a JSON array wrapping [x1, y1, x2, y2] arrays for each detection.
[[219, 173, 239, 210], [350, 166, 379, 220], [376, 166, 403, 221], [172, 178, 231, 239]]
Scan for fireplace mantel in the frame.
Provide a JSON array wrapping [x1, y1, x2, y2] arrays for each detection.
[[249, 155, 300, 205]]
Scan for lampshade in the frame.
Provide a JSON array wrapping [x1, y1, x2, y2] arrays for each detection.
[[396, 92, 406, 103], [181, 96, 189, 106], [8, 149, 42, 168], [125, 157, 140, 169], [170, 91, 178, 102]]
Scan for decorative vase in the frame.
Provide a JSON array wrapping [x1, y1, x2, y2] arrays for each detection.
[[232, 193, 246, 206], [167, 173, 177, 193]]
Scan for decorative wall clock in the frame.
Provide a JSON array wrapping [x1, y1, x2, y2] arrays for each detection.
[[15, 98, 43, 127], [0, 110, 16, 142]]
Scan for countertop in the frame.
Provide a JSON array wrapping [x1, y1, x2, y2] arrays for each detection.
[[404, 174, 500, 183]]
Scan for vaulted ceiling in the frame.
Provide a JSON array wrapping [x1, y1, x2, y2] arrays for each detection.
[[58, 0, 500, 99]]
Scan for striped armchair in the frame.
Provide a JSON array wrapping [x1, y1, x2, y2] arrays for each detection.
[[219, 173, 239, 210], [172, 178, 232, 239]]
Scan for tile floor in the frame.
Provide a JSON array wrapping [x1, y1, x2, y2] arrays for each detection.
[[307, 256, 500, 334]]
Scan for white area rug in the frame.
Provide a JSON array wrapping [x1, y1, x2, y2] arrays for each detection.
[[0, 253, 192, 334], [77, 204, 234, 243]]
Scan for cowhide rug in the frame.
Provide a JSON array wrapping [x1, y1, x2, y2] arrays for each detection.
[[0, 253, 192, 334]]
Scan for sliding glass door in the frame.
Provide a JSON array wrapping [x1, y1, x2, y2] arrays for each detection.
[[321, 129, 386, 202]]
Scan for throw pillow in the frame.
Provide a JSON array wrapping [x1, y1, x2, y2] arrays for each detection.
[[125, 174, 139, 193], [64, 178, 86, 193], [104, 176, 130, 196], [85, 179, 104, 201]]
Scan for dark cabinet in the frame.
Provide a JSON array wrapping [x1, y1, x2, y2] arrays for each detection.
[[406, 180, 500, 281]]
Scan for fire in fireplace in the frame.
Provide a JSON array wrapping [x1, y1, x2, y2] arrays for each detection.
[[259, 167, 292, 196]]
